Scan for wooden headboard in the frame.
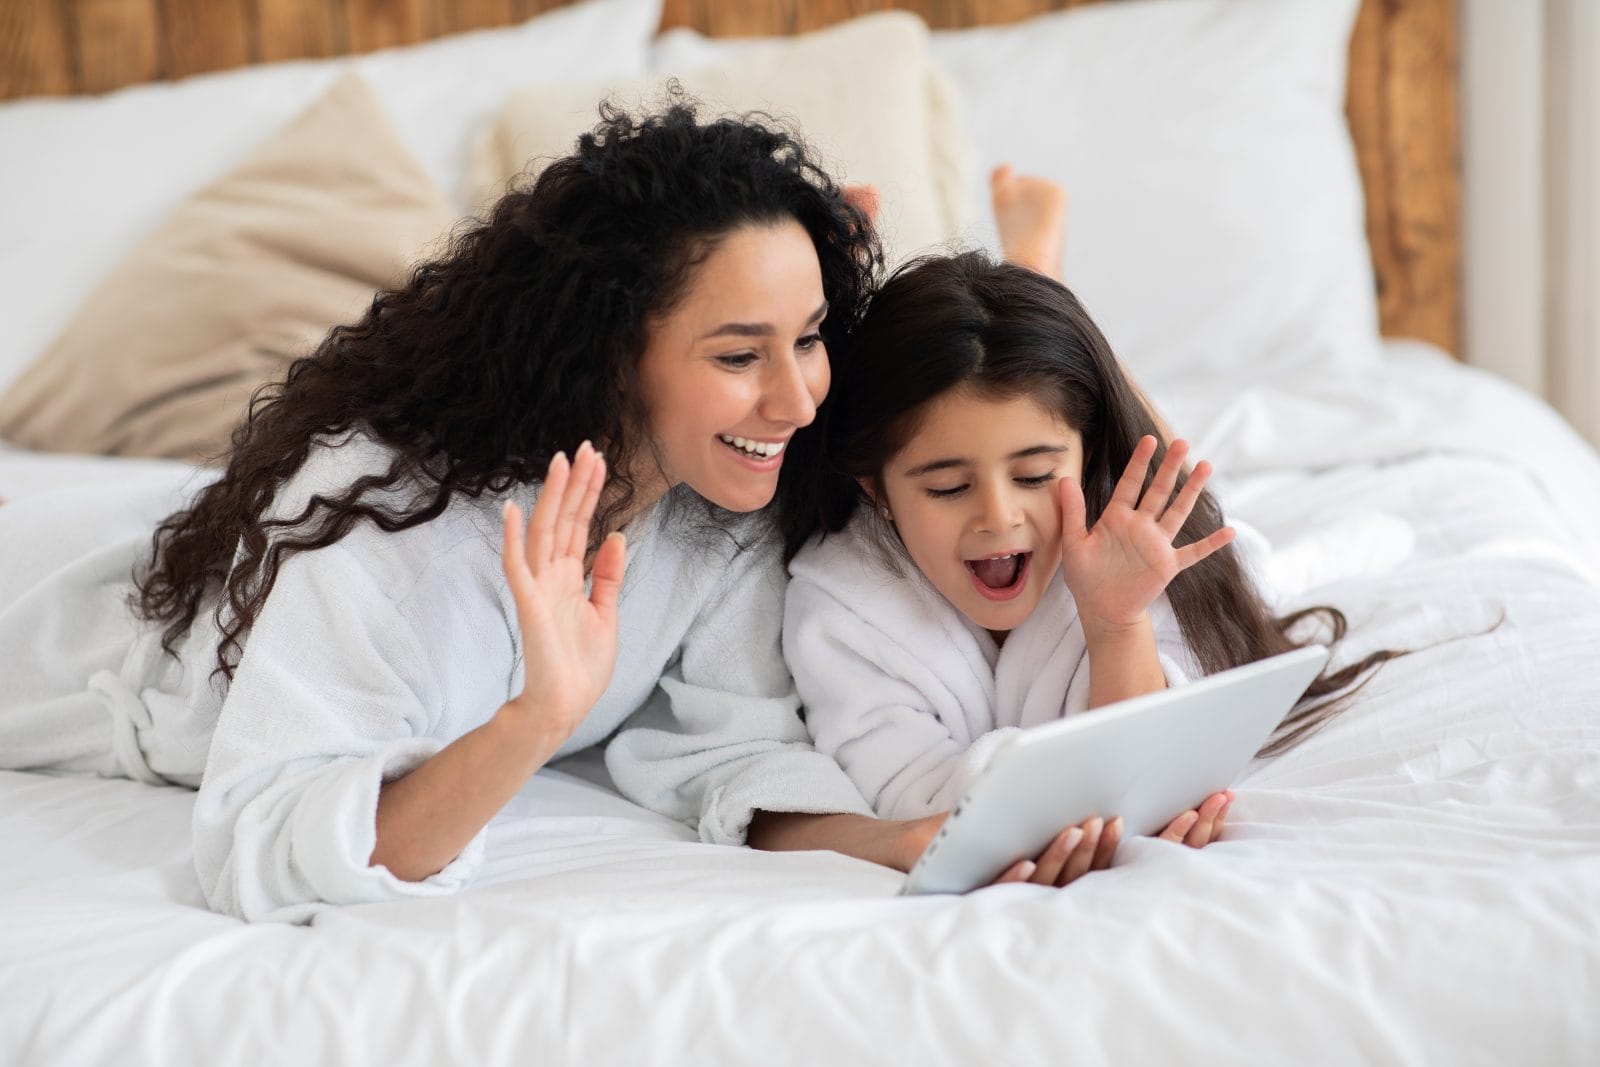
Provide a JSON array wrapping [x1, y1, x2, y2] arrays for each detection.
[[0, 0, 1460, 355]]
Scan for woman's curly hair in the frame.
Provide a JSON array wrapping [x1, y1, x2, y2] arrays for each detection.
[[134, 94, 882, 681]]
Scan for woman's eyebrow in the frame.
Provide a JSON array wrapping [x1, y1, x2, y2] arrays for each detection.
[[903, 444, 1068, 478], [699, 301, 828, 341]]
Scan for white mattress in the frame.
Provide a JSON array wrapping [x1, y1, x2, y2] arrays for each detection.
[[3, 344, 1599, 1065]]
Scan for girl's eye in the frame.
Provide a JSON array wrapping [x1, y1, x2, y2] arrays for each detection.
[[797, 332, 824, 353], [716, 352, 758, 370], [926, 485, 968, 499], [1016, 472, 1057, 487]]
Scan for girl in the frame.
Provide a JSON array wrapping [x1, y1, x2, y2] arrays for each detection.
[[782, 251, 1396, 887], [1, 100, 937, 921]]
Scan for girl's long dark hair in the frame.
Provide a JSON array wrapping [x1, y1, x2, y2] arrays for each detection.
[[135, 96, 881, 681], [783, 252, 1401, 755]]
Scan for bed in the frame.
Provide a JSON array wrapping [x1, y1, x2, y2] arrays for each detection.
[[4, 0, 1599, 1064]]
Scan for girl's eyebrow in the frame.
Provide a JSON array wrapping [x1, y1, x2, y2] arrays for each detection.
[[903, 444, 1068, 478]]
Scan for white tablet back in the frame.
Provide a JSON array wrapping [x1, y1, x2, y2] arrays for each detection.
[[903, 645, 1330, 895]]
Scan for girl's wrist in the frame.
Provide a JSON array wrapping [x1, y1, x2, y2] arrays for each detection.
[[1081, 610, 1152, 646]]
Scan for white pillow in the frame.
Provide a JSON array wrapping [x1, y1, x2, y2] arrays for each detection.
[[488, 11, 974, 268], [657, 1, 1379, 384], [0, 0, 661, 398], [927, 0, 1381, 384]]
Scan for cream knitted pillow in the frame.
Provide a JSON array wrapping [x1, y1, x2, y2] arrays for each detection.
[[470, 11, 975, 267], [0, 72, 456, 463]]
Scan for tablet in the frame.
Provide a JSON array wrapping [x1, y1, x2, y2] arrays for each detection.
[[901, 645, 1330, 895]]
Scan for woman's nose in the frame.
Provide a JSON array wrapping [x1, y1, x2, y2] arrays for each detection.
[[759, 354, 820, 428]]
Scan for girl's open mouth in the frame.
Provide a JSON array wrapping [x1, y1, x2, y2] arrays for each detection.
[[965, 551, 1031, 602]]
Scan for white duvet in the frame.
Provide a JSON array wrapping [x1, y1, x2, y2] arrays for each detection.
[[2, 344, 1598, 1066]]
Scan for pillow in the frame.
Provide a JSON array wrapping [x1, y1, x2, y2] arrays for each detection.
[[0, 0, 661, 398], [0, 73, 455, 462], [926, 0, 1381, 385], [477, 11, 976, 268]]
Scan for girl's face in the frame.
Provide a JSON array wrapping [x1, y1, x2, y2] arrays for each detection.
[[877, 388, 1084, 636], [635, 220, 830, 514]]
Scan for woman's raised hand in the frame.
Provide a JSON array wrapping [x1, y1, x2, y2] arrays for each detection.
[[500, 441, 627, 749], [1057, 436, 1235, 632]]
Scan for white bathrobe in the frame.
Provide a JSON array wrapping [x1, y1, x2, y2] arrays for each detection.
[[0, 432, 870, 922], [783, 511, 1210, 821]]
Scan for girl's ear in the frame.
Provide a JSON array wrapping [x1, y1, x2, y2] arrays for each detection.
[[855, 475, 878, 506]]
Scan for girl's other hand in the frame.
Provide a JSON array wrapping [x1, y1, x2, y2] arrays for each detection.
[[1058, 436, 1236, 632], [1157, 790, 1233, 848], [989, 814, 1123, 888], [499, 441, 628, 750]]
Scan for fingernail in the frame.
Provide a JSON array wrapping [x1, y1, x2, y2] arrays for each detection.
[[1019, 861, 1037, 878], [1109, 816, 1124, 834], [1063, 827, 1084, 849], [579, 439, 593, 454]]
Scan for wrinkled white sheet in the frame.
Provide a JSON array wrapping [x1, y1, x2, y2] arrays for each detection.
[[3, 345, 1599, 1066]]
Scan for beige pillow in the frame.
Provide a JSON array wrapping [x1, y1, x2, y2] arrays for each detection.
[[0, 72, 456, 463], [471, 11, 975, 267]]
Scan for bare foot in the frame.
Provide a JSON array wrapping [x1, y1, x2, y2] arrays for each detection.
[[842, 183, 881, 226], [990, 164, 1067, 282]]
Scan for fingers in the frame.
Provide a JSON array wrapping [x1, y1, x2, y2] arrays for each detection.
[[1028, 826, 1084, 886], [1139, 438, 1188, 518], [992, 858, 1036, 885], [528, 451, 569, 575], [1183, 791, 1232, 848], [502, 501, 534, 602], [551, 442, 599, 564], [589, 532, 628, 616], [1158, 810, 1200, 844], [1058, 816, 1105, 885], [1173, 525, 1236, 571], [1092, 816, 1122, 871], [1057, 474, 1087, 540], [1109, 435, 1158, 512], [1154, 453, 1207, 535], [1158, 792, 1233, 848]]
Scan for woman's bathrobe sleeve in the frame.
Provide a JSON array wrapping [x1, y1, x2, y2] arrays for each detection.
[[603, 533, 874, 844], [191, 532, 498, 924]]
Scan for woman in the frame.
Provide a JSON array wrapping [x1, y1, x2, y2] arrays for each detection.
[[0, 100, 933, 921]]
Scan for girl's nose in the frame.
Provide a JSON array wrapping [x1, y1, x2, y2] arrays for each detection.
[[975, 482, 1024, 533]]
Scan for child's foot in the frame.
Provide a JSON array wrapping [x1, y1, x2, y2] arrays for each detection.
[[990, 164, 1067, 282], [843, 183, 881, 226]]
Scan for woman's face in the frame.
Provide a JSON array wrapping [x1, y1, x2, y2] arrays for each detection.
[[636, 220, 830, 514], [877, 388, 1084, 636]]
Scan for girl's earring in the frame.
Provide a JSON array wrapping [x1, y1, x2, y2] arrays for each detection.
[[879, 505, 893, 521]]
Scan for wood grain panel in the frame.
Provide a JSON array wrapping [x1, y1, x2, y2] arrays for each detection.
[[0, 0, 1462, 354], [160, 0, 255, 79], [255, 0, 346, 61], [0, 0, 76, 98], [343, 0, 428, 52], [71, 0, 162, 93]]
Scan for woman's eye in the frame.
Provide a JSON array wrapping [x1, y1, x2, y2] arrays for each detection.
[[926, 485, 968, 499], [797, 332, 824, 353], [1016, 472, 1057, 487], [716, 352, 758, 370]]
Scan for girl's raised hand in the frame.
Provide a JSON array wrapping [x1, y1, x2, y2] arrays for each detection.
[[1058, 436, 1235, 631], [500, 441, 628, 749]]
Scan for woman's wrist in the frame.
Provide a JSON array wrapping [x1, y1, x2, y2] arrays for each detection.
[[487, 700, 573, 776]]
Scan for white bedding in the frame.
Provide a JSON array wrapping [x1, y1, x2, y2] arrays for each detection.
[[3, 343, 1598, 1065]]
